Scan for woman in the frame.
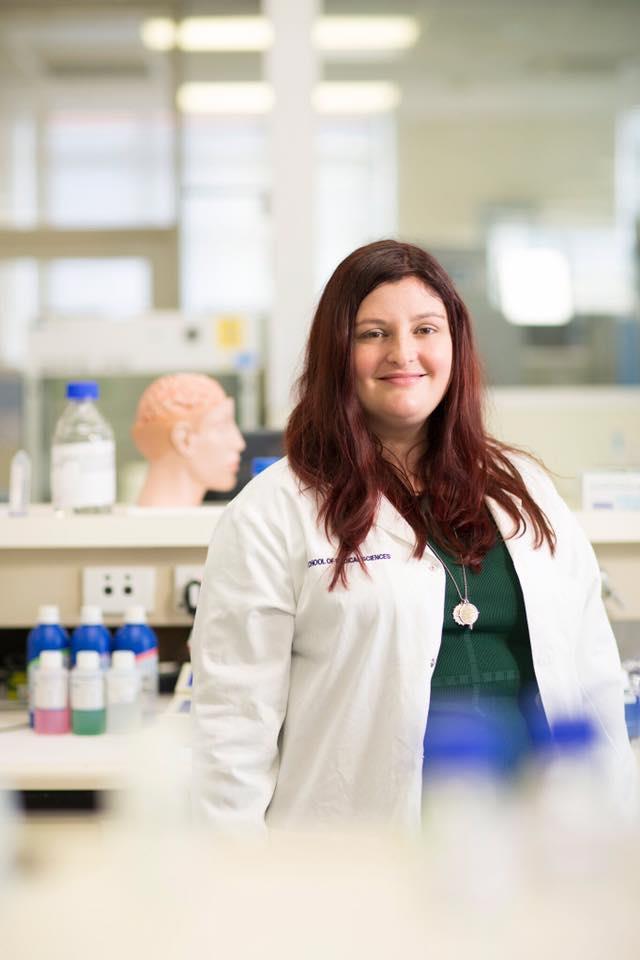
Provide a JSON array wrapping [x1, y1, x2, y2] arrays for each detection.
[[191, 239, 635, 829]]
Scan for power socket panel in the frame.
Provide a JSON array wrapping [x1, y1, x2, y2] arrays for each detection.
[[82, 566, 156, 616], [174, 565, 204, 614]]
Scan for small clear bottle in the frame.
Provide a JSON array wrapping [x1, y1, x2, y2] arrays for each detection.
[[107, 650, 142, 734], [34, 650, 70, 735], [8, 449, 31, 517], [50, 381, 116, 514], [70, 650, 106, 735]]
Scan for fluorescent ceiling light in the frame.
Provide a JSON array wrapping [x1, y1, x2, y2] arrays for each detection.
[[177, 83, 275, 115], [141, 15, 419, 53], [313, 16, 419, 52], [176, 82, 400, 115], [178, 17, 274, 52], [176, 83, 400, 115], [141, 17, 176, 52], [497, 248, 573, 326], [313, 82, 401, 114]]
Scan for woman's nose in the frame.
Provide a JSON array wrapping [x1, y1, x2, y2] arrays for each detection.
[[386, 334, 416, 366]]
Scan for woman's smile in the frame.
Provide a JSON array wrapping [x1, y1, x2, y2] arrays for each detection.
[[378, 372, 426, 386]]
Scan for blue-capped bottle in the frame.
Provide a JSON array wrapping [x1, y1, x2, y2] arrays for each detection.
[[27, 604, 70, 728], [50, 380, 116, 514], [112, 606, 158, 720], [531, 715, 621, 878], [71, 605, 111, 671], [421, 701, 519, 905], [251, 456, 280, 477]]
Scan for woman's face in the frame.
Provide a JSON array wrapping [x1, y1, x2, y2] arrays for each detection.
[[353, 276, 453, 443]]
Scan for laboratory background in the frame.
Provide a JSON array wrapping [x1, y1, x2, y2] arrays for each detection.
[[0, 1, 640, 957]]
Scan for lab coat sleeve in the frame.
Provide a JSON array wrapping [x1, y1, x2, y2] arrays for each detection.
[[190, 490, 297, 829], [571, 520, 639, 816], [521, 458, 638, 815]]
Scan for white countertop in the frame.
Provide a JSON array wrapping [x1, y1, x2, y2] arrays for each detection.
[[0, 702, 186, 791]]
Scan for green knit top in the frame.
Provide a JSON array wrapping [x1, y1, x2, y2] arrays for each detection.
[[424, 530, 545, 767]]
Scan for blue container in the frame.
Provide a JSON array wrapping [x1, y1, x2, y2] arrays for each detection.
[[71, 605, 111, 670], [624, 694, 640, 740], [112, 606, 159, 718], [251, 456, 280, 477], [27, 605, 70, 728]]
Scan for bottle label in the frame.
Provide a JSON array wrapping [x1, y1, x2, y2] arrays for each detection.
[[107, 673, 139, 706], [28, 650, 70, 716], [35, 672, 68, 710], [71, 672, 105, 711], [136, 653, 158, 715], [51, 440, 115, 509]]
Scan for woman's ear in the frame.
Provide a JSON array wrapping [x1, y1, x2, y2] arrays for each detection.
[[169, 420, 196, 458]]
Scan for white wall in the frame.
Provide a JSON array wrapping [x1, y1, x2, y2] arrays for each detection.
[[486, 386, 640, 507], [398, 112, 616, 246]]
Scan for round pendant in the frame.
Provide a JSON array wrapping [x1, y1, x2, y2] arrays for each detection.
[[453, 601, 479, 629]]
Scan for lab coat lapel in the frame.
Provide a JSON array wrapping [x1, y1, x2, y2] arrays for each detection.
[[375, 496, 417, 547], [486, 493, 549, 617], [486, 494, 573, 718]]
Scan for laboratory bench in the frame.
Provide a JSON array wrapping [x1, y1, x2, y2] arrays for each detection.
[[0, 698, 179, 792], [0, 696, 190, 823]]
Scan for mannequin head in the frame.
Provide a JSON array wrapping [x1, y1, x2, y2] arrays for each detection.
[[132, 373, 245, 506]]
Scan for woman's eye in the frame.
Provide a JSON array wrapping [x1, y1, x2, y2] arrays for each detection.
[[416, 325, 435, 335], [357, 329, 385, 339]]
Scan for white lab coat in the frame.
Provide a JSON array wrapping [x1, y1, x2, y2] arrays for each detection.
[[191, 455, 636, 829]]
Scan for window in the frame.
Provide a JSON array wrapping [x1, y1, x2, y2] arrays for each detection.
[[46, 109, 174, 226]]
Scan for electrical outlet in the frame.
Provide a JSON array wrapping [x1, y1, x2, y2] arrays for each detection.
[[82, 566, 156, 615], [174, 565, 204, 614]]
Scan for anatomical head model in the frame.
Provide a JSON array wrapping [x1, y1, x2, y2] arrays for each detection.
[[132, 373, 245, 506]]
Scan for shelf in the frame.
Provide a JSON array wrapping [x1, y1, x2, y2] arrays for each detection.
[[0, 504, 226, 549], [574, 511, 640, 544], [1, 506, 639, 551]]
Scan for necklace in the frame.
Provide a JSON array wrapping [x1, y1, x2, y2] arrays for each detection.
[[428, 543, 480, 630]]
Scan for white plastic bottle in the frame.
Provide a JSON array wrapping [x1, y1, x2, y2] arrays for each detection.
[[528, 715, 622, 888], [422, 704, 520, 911], [70, 650, 106, 735], [50, 381, 115, 514], [107, 650, 142, 734], [27, 605, 70, 728], [8, 449, 31, 517], [34, 650, 70, 735]]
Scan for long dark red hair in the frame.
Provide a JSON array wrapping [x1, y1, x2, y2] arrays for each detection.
[[285, 239, 555, 588]]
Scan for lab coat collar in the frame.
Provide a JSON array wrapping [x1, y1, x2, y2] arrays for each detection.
[[375, 496, 418, 546], [375, 490, 527, 552]]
